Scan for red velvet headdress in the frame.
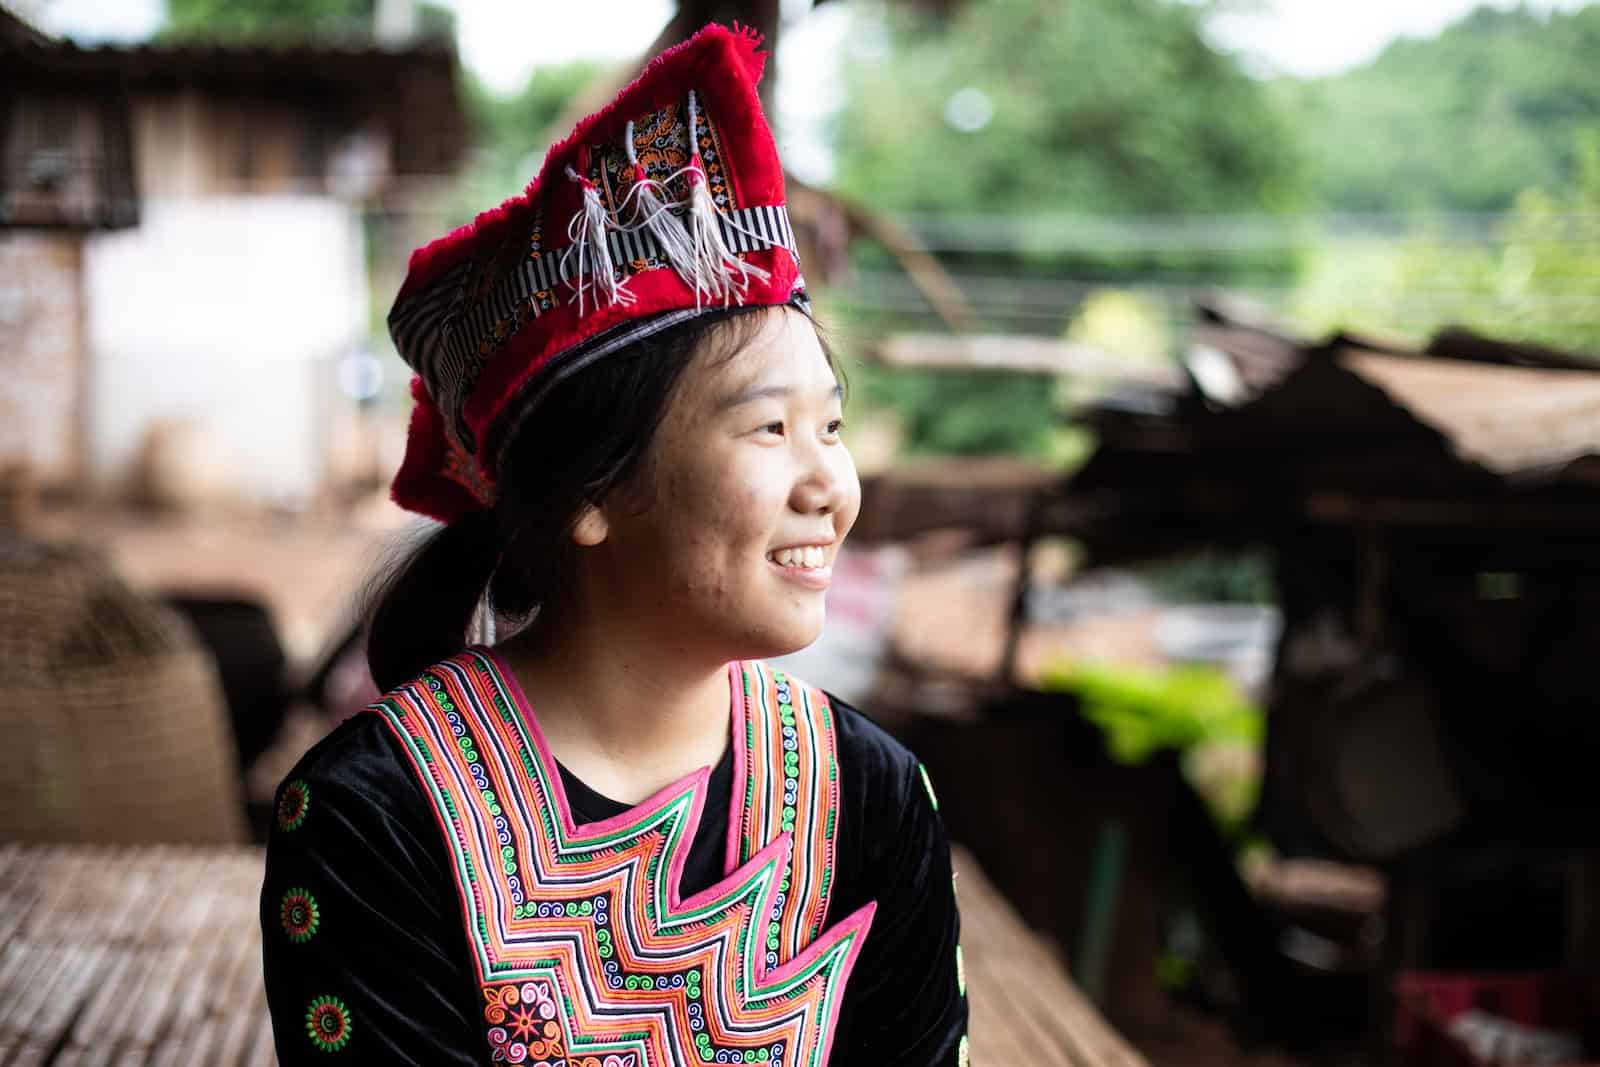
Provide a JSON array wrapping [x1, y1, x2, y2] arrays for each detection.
[[387, 23, 806, 524]]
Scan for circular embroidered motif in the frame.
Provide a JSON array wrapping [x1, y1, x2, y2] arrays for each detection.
[[281, 887, 321, 943], [959, 1033, 970, 1067], [305, 995, 352, 1052], [484, 979, 563, 1063], [278, 780, 311, 832]]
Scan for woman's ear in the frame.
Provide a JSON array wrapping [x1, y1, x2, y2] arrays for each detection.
[[571, 502, 609, 547]]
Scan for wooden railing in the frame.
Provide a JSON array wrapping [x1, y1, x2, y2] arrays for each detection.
[[954, 848, 1151, 1067]]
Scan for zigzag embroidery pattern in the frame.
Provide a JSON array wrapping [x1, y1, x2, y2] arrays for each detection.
[[371, 650, 875, 1067]]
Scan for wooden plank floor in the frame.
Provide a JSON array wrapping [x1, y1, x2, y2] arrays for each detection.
[[0, 843, 1146, 1066]]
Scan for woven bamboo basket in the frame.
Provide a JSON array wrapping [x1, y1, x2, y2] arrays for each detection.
[[0, 535, 247, 844]]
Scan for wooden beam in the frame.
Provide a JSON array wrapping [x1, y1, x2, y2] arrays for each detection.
[[830, 193, 980, 334], [870, 333, 1184, 387]]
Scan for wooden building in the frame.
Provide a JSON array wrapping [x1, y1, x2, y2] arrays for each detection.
[[1049, 305, 1600, 1027], [0, 9, 466, 500], [840, 304, 1600, 1048]]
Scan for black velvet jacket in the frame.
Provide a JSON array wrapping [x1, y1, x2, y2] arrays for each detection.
[[260, 683, 966, 1065]]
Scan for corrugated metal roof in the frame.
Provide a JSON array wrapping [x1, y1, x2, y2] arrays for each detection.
[[1339, 349, 1600, 480], [1182, 300, 1600, 483]]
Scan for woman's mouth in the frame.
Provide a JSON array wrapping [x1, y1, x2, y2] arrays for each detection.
[[767, 546, 827, 568], [766, 545, 833, 589]]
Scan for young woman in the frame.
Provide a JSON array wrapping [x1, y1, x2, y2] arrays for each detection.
[[261, 24, 966, 1066]]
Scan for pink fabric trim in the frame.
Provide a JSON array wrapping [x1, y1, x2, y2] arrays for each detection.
[[724, 659, 750, 875], [480, 646, 746, 870]]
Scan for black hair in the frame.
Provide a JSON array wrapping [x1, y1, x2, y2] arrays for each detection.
[[365, 305, 833, 693]]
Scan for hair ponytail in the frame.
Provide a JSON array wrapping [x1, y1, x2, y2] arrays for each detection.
[[366, 508, 498, 693]]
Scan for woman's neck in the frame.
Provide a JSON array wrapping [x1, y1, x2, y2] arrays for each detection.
[[494, 613, 734, 807]]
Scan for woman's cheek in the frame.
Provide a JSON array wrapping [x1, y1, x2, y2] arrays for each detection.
[[721, 449, 788, 516], [832, 449, 863, 534], [735, 479, 787, 532], [664, 453, 733, 511]]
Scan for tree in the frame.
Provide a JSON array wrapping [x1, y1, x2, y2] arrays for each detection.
[[827, 0, 1304, 457], [446, 62, 603, 227], [833, 0, 1303, 220], [1288, 131, 1600, 356], [1272, 5, 1600, 214]]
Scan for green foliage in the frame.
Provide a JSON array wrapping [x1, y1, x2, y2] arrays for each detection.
[[1041, 661, 1264, 831], [450, 63, 602, 226], [164, 0, 368, 39], [1272, 5, 1600, 213], [162, 0, 454, 41], [827, 0, 1304, 457], [465, 65, 601, 165], [1042, 661, 1263, 764], [834, 0, 1303, 217], [1064, 289, 1175, 362], [1289, 130, 1600, 354], [851, 364, 1060, 456]]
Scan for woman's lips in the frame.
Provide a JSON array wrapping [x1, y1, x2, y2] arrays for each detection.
[[766, 555, 833, 590]]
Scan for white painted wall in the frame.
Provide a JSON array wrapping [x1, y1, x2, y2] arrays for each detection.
[[83, 196, 366, 503], [0, 232, 84, 486]]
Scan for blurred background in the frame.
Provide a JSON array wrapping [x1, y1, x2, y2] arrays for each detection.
[[4, 0, 1600, 1064]]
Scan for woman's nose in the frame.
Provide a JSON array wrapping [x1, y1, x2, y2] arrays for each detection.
[[790, 443, 856, 517]]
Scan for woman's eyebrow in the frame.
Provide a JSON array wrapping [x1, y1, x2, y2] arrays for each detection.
[[714, 382, 842, 413]]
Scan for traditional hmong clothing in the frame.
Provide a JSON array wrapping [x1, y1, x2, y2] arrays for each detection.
[[261, 650, 966, 1064]]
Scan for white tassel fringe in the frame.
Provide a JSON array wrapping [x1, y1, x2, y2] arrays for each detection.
[[684, 164, 770, 307], [556, 101, 781, 317], [561, 165, 634, 316], [619, 119, 707, 300], [681, 92, 769, 307]]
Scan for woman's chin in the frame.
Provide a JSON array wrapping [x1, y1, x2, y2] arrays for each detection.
[[729, 612, 826, 663]]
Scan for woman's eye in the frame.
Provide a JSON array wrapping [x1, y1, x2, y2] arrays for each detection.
[[760, 421, 785, 436], [825, 419, 845, 436]]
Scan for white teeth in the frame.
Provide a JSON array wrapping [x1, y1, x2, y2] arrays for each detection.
[[770, 546, 829, 568]]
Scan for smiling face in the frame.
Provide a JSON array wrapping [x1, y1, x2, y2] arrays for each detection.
[[570, 307, 860, 663]]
